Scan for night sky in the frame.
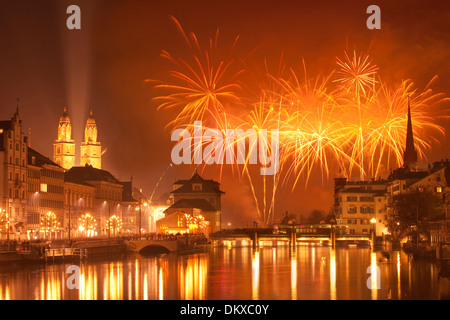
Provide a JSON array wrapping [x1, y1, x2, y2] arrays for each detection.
[[1, 0, 450, 226]]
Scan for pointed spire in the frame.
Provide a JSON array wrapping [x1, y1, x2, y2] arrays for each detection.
[[16, 98, 19, 114], [403, 96, 417, 170]]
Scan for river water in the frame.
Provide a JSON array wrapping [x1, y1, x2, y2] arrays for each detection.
[[0, 245, 449, 300]]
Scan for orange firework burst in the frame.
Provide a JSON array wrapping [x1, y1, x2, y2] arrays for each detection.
[[334, 50, 379, 97], [149, 16, 244, 130]]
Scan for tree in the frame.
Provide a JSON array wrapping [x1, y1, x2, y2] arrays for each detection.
[[389, 190, 444, 243], [280, 211, 297, 225], [307, 210, 326, 224]]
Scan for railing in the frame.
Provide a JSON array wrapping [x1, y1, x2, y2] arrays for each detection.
[[44, 248, 87, 262]]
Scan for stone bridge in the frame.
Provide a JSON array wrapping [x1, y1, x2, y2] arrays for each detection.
[[125, 239, 178, 254]]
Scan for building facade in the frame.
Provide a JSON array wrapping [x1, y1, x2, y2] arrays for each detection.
[[0, 109, 28, 240], [65, 165, 123, 236], [27, 148, 65, 240], [334, 178, 388, 236], [163, 172, 224, 234]]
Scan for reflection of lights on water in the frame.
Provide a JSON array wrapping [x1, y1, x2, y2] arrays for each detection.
[[143, 273, 148, 300], [291, 251, 297, 300], [330, 249, 336, 300], [179, 256, 207, 300], [397, 251, 401, 300], [252, 249, 260, 300], [159, 268, 164, 300], [0, 284, 10, 300], [371, 252, 378, 300]]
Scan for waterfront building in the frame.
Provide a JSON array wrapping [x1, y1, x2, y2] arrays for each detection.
[[65, 165, 123, 236], [334, 178, 388, 236], [0, 108, 28, 240], [53, 107, 75, 170], [26, 148, 65, 240], [157, 172, 224, 235], [157, 198, 215, 236], [121, 180, 152, 234], [64, 179, 96, 238]]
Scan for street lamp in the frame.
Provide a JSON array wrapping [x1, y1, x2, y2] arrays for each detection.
[[107, 215, 122, 238], [135, 202, 148, 238]]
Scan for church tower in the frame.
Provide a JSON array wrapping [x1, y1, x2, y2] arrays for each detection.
[[80, 110, 102, 169], [54, 107, 75, 170], [403, 98, 418, 171]]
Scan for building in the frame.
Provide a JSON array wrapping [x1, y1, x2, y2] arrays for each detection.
[[157, 198, 216, 236], [53, 107, 75, 170], [334, 178, 388, 236], [0, 108, 28, 240], [80, 110, 102, 169], [64, 179, 96, 238], [65, 165, 123, 236], [27, 147, 65, 240], [120, 180, 153, 234], [158, 172, 224, 235]]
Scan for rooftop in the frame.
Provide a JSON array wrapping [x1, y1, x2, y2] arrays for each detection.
[[65, 164, 121, 185], [171, 172, 224, 194], [164, 198, 218, 213]]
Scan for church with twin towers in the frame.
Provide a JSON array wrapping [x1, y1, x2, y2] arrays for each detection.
[[53, 108, 103, 170]]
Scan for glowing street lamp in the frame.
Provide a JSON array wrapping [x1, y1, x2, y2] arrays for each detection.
[[135, 202, 148, 238], [79, 213, 97, 238], [40, 212, 61, 240], [107, 215, 122, 238]]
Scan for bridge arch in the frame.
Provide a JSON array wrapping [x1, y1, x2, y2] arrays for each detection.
[[139, 244, 170, 255]]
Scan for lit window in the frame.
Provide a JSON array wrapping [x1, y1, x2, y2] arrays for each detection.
[[436, 187, 442, 193], [40, 183, 47, 192]]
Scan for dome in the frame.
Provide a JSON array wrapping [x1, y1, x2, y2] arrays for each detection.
[[86, 110, 96, 126], [59, 107, 71, 123]]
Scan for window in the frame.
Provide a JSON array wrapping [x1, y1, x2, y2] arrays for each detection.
[[347, 196, 357, 202], [436, 187, 442, 193], [347, 206, 357, 214], [40, 183, 48, 192]]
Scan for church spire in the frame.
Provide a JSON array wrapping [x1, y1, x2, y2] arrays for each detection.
[[403, 97, 417, 170]]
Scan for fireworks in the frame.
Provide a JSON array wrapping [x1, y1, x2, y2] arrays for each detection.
[[150, 18, 449, 226], [148, 16, 244, 130]]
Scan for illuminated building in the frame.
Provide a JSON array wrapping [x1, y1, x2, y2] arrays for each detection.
[[157, 199, 213, 236], [334, 178, 388, 236], [65, 165, 123, 236], [27, 148, 65, 239], [53, 107, 75, 170], [121, 179, 152, 234], [159, 172, 224, 234], [80, 110, 103, 169], [0, 107, 28, 240], [64, 180, 96, 238]]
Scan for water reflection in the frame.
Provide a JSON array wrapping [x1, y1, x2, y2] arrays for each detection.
[[252, 249, 259, 300], [330, 249, 336, 300], [0, 247, 448, 300]]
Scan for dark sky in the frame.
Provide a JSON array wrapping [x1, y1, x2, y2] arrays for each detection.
[[1, 0, 450, 226]]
